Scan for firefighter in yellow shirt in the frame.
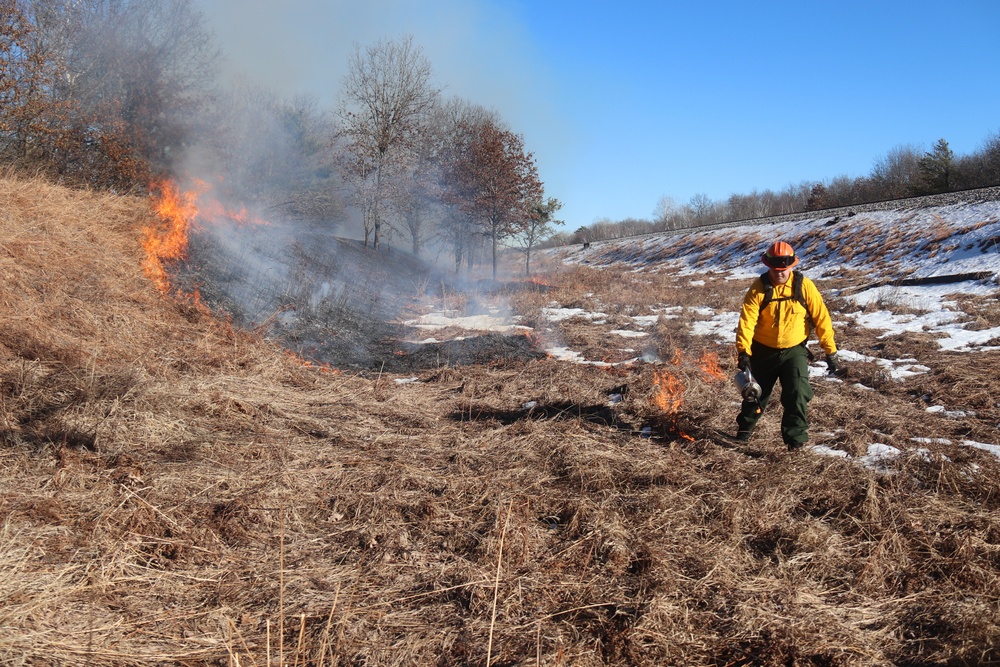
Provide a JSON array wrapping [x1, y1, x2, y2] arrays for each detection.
[[735, 241, 843, 449]]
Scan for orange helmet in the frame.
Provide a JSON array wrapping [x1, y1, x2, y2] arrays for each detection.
[[761, 241, 799, 269]]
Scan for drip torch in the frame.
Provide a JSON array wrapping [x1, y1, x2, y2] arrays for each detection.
[[733, 368, 763, 414]]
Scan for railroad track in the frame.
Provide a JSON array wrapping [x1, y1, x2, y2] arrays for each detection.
[[579, 185, 1000, 247]]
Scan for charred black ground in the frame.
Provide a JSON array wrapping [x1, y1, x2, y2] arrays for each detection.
[[184, 229, 559, 372]]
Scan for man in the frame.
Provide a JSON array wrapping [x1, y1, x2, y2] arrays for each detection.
[[735, 241, 843, 450]]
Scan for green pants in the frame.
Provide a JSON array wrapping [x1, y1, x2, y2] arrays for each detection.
[[736, 341, 814, 447]]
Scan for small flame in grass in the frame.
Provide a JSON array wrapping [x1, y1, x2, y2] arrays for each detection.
[[197, 193, 270, 227], [699, 349, 727, 382], [652, 368, 695, 442], [283, 349, 340, 374], [652, 369, 684, 414], [520, 330, 543, 349]]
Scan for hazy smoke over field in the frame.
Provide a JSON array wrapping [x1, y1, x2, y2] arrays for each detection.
[[168, 1, 555, 369], [193, 0, 542, 125], [171, 83, 437, 369], [172, 92, 456, 370]]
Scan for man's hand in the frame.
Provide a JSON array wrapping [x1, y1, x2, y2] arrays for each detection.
[[826, 352, 846, 377], [738, 351, 752, 373]]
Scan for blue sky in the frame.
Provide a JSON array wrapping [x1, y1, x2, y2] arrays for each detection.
[[194, 0, 1000, 230]]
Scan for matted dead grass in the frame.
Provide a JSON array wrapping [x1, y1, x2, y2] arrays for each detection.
[[1, 173, 999, 665]]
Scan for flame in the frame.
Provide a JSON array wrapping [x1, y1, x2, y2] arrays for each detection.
[[283, 349, 340, 374], [652, 369, 684, 414], [197, 195, 270, 227], [142, 177, 269, 295], [520, 330, 544, 350], [142, 179, 204, 292], [698, 349, 727, 382]]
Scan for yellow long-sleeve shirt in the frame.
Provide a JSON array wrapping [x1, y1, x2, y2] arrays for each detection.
[[735, 271, 837, 355]]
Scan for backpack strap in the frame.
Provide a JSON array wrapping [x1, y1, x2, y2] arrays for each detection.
[[793, 271, 805, 308], [759, 271, 775, 310]]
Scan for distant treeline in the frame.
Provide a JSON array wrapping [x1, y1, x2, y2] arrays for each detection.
[[547, 135, 1000, 247]]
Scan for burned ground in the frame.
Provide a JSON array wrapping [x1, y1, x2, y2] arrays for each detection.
[[182, 225, 557, 374], [1, 174, 1000, 665]]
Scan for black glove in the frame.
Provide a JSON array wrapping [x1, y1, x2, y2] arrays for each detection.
[[738, 352, 752, 373], [826, 352, 844, 376]]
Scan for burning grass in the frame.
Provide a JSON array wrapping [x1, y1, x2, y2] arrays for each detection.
[[1, 173, 1000, 665]]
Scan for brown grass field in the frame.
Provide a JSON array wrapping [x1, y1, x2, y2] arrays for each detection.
[[1, 172, 1000, 665]]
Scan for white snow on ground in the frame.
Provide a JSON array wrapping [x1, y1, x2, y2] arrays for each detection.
[[400, 198, 1000, 465], [964, 440, 1000, 458], [690, 311, 740, 342], [403, 311, 531, 333], [540, 306, 609, 322], [546, 346, 640, 367], [608, 330, 648, 338]]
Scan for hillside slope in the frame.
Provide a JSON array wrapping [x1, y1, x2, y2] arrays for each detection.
[[548, 197, 1000, 284], [0, 174, 372, 662], [2, 174, 1000, 666]]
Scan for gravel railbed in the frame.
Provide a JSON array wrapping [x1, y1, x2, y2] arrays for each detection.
[[584, 185, 1000, 247]]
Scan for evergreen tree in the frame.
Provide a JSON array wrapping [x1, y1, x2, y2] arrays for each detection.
[[917, 138, 954, 194]]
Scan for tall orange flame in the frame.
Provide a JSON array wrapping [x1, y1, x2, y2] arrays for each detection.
[[652, 369, 684, 414], [142, 177, 268, 295], [142, 179, 205, 293]]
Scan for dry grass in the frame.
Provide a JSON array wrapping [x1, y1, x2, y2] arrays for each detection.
[[1, 172, 1000, 665]]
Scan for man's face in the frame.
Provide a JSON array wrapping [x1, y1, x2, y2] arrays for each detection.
[[768, 265, 792, 284]]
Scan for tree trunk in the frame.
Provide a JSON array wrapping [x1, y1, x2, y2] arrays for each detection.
[[491, 224, 498, 280]]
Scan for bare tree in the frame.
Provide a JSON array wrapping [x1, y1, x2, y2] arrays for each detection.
[[869, 143, 922, 199], [392, 98, 455, 257], [688, 193, 716, 226], [450, 117, 543, 279], [28, 0, 218, 182], [201, 83, 341, 223], [336, 35, 439, 249], [778, 182, 812, 214], [653, 195, 683, 230], [0, 0, 58, 164], [0, 0, 219, 186]]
